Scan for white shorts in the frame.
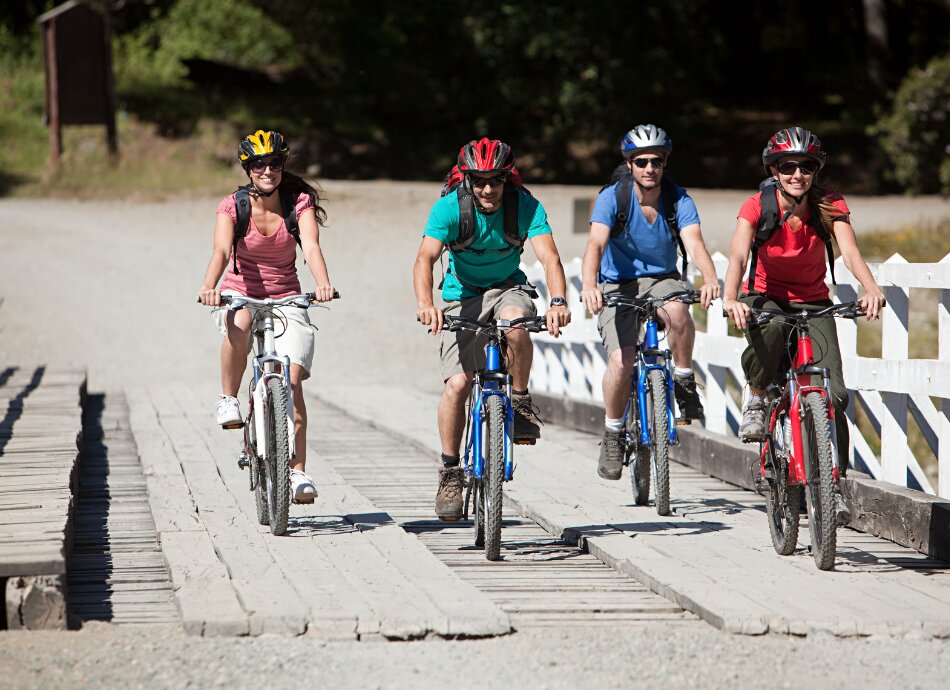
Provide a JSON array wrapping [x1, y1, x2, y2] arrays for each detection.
[[213, 291, 316, 379]]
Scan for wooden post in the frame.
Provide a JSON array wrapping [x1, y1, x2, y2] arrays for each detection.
[[44, 19, 61, 167], [880, 254, 910, 487]]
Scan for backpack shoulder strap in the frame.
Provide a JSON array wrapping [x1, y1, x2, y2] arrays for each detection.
[[806, 196, 837, 286], [747, 178, 789, 292], [501, 185, 524, 250], [448, 180, 477, 252], [608, 169, 633, 237], [660, 176, 688, 276], [279, 187, 302, 247], [231, 185, 253, 275]]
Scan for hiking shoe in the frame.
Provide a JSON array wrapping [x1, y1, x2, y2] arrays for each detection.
[[597, 429, 624, 480], [435, 466, 464, 521], [834, 483, 851, 526], [673, 372, 704, 420], [290, 469, 318, 504], [512, 393, 542, 445], [216, 395, 243, 429], [738, 396, 767, 443]]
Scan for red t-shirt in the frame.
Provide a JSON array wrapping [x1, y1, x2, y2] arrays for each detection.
[[738, 190, 849, 302], [217, 192, 313, 299]]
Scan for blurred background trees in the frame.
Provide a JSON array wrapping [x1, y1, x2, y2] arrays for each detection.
[[1, 0, 948, 194]]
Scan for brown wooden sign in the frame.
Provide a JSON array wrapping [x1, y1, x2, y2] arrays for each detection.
[[38, 1, 117, 165]]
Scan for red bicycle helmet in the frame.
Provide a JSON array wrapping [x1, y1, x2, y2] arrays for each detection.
[[762, 127, 827, 174], [457, 138, 515, 174]]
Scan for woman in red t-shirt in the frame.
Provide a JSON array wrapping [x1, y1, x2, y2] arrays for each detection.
[[722, 127, 885, 521], [197, 130, 335, 503]]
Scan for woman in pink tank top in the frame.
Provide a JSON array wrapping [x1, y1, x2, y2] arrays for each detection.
[[197, 130, 335, 503], [721, 127, 885, 525]]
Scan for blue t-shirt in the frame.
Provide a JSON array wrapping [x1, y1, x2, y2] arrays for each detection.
[[424, 188, 552, 301], [590, 180, 700, 282]]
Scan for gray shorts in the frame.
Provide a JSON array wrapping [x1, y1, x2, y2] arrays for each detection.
[[440, 285, 538, 380], [597, 274, 687, 356], [213, 291, 316, 379]]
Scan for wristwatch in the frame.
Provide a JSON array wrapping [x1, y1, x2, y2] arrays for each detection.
[[549, 297, 567, 307]]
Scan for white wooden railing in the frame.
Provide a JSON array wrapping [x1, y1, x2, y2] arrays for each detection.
[[523, 253, 950, 499]]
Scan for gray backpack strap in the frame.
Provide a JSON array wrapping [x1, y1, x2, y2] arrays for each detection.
[[232, 186, 252, 275]]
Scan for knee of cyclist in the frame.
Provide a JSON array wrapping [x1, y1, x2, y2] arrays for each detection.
[[445, 373, 471, 397], [608, 349, 636, 373]]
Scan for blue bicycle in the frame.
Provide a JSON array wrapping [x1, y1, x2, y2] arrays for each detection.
[[443, 313, 547, 561], [604, 289, 699, 516]]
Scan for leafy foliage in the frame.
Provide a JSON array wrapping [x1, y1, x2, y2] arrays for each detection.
[[871, 52, 950, 195]]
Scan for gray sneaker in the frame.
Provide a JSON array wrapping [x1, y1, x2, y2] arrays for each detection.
[[435, 467, 464, 521], [834, 483, 852, 526], [739, 396, 767, 443], [597, 429, 624, 480]]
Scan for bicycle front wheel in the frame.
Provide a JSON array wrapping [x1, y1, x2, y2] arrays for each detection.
[[626, 393, 651, 506], [647, 369, 671, 516], [483, 395, 505, 561], [264, 377, 291, 536], [802, 392, 836, 570]]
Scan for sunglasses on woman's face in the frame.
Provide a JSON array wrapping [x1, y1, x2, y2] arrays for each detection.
[[250, 157, 284, 174], [776, 160, 818, 175]]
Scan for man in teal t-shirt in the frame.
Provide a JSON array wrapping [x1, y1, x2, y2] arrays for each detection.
[[413, 138, 571, 521]]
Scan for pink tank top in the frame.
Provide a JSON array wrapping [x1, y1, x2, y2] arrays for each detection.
[[217, 192, 314, 299]]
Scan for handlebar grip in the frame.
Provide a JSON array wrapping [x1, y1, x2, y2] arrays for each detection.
[[306, 290, 341, 301]]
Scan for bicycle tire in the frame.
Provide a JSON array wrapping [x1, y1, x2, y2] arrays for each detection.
[[255, 461, 269, 526], [264, 377, 291, 536], [765, 441, 801, 555], [626, 393, 651, 505], [473, 481, 485, 548], [648, 369, 671, 516], [483, 395, 505, 561], [802, 392, 836, 570]]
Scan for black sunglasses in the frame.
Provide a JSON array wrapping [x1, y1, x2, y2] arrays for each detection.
[[632, 157, 666, 169], [469, 174, 508, 189], [249, 156, 285, 173], [776, 160, 818, 175]]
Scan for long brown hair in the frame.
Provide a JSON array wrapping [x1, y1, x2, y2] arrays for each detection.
[[278, 169, 328, 226], [808, 183, 841, 241]]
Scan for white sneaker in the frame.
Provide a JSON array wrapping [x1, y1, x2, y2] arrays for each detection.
[[215, 395, 243, 429], [290, 469, 318, 504]]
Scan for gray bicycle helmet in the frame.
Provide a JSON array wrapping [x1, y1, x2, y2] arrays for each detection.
[[621, 124, 673, 158]]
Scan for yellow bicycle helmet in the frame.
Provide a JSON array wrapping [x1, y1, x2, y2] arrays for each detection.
[[237, 129, 289, 169]]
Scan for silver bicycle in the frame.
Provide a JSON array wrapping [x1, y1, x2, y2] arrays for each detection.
[[213, 291, 336, 535]]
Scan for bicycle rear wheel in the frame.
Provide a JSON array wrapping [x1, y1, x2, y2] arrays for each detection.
[[765, 441, 801, 555], [626, 393, 651, 505], [483, 395, 505, 561], [647, 369, 671, 516], [264, 377, 291, 536], [802, 392, 836, 570]]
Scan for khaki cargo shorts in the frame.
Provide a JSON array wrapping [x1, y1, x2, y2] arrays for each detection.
[[597, 273, 687, 356], [440, 284, 538, 380], [213, 291, 316, 379]]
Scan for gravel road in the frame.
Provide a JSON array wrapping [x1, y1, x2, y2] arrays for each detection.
[[1, 183, 948, 688]]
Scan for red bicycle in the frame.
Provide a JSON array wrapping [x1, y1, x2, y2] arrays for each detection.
[[745, 301, 870, 570]]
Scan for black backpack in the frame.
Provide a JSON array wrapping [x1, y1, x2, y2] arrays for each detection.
[[602, 164, 688, 275], [747, 178, 838, 292], [231, 184, 301, 275], [440, 165, 526, 256]]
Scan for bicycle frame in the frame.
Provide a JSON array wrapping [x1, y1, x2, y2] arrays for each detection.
[[629, 316, 679, 448], [760, 318, 840, 488], [467, 341, 515, 483]]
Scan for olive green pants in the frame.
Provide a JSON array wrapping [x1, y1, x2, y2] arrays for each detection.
[[739, 293, 849, 473]]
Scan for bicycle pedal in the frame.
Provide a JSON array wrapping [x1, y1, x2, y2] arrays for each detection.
[[437, 514, 463, 522], [514, 438, 537, 446], [675, 418, 692, 426], [221, 421, 245, 430], [292, 497, 315, 505]]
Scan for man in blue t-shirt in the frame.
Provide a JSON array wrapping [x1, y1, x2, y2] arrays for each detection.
[[580, 125, 720, 481], [414, 138, 571, 521]]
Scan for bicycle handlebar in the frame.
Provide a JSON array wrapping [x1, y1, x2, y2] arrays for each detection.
[[199, 291, 341, 308], [733, 300, 884, 327], [442, 314, 548, 333], [600, 289, 701, 310]]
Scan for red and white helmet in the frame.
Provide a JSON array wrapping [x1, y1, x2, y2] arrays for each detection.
[[457, 138, 515, 174], [762, 127, 827, 174]]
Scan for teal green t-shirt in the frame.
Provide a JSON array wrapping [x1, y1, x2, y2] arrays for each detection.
[[423, 188, 553, 301]]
